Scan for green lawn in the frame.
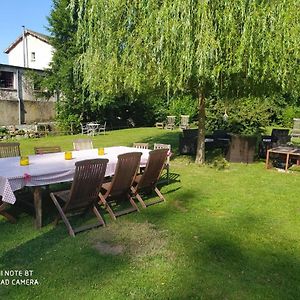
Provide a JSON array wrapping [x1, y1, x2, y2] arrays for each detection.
[[1, 128, 300, 299]]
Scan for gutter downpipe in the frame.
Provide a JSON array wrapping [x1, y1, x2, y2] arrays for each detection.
[[17, 69, 22, 125], [22, 26, 26, 67]]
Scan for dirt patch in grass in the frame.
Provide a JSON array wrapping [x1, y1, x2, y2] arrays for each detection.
[[89, 221, 174, 261], [170, 200, 188, 212], [93, 242, 124, 255]]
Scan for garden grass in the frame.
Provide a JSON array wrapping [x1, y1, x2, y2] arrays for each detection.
[[1, 128, 300, 299]]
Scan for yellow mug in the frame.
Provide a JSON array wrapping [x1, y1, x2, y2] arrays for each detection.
[[20, 156, 29, 166], [64, 151, 72, 160], [98, 148, 105, 156]]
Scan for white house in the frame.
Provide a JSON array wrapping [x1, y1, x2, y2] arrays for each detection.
[[4, 29, 54, 70]]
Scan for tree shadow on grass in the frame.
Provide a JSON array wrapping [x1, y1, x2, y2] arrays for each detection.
[[162, 211, 300, 299]]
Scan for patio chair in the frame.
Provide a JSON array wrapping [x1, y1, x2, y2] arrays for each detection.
[[0, 142, 20, 158], [155, 122, 164, 129], [98, 121, 106, 135], [34, 146, 61, 154], [50, 158, 108, 237], [153, 143, 171, 183], [0, 198, 16, 223], [73, 139, 93, 151], [291, 118, 300, 138], [131, 149, 168, 208], [99, 152, 142, 220], [180, 115, 190, 130], [165, 116, 176, 130], [133, 143, 149, 149], [81, 123, 92, 135]]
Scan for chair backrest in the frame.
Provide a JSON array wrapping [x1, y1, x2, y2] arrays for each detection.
[[34, 146, 61, 154], [73, 139, 93, 150], [180, 115, 189, 126], [133, 143, 149, 149], [136, 149, 169, 190], [107, 152, 142, 198], [166, 116, 175, 125], [65, 159, 109, 212], [0, 142, 20, 158], [293, 118, 300, 130], [153, 143, 171, 164], [99, 121, 106, 129]]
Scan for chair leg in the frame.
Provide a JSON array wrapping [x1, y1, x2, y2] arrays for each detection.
[[128, 194, 140, 212], [154, 187, 166, 202], [0, 202, 16, 223], [99, 193, 117, 221], [92, 206, 106, 227], [0, 211, 17, 223], [166, 165, 170, 184], [50, 194, 75, 237], [130, 186, 146, 208]]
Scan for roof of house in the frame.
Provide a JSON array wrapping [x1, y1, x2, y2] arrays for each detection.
[[4, 29, 50, 54]]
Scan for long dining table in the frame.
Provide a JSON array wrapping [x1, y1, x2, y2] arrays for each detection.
[[0, 146, 150, 228]]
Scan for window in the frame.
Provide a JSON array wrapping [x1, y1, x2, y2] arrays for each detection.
[[31, 52, 36, 62], [0, 71, 15, 89]]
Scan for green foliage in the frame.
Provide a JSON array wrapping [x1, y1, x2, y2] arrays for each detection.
[[279, 106, 300, 128], [24, 70, 53, 100], [211, 156, 230, 171], [46, 0, 87, 129], [70, 0, 299, 98], [0, 127, 8, 135], [206, 97, 275, 135], [141, 94, 199, 124], [168, 95, 198, 124]]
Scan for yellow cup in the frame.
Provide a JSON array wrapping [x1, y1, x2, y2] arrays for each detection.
[[98, 148, 105, 156], [20, 156, 29, 166], [64, 151, 72, 160]]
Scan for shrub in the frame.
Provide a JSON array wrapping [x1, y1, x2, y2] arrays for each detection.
[[168, 95, 198, 124], [211, 156, 230, 170], [206, 97, 275, 135]]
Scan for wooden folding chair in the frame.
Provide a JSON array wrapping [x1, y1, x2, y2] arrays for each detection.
[[0, 142, 20, 158], [133, 143, 149, 149], [73, 139, 93, 150], [133, 143, 149, 173], [50, 158, 108, 237], [34, 146, 61, 154], [131, 149, 168, 208], [153, 143, 171, 183], [99, 152, 142, 220], [0, 199, 16, 223]]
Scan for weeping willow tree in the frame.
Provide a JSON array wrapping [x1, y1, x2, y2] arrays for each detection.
[[69, 0, 299, 164]]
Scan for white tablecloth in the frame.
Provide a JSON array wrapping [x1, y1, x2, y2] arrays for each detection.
[[0, 146, 150, 204]]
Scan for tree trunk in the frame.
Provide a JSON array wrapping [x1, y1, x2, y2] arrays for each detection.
[[195, 92, 206, 164]]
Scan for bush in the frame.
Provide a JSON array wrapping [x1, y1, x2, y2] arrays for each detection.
[[168, 95, 198, 124], [280, 106, 300, 128], [211, 156, 230, 170], [206, 97, 275, 135]]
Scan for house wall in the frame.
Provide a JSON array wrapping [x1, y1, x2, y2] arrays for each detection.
[[8, 35, 53, 70], [0, 64, 56, 126], [0, 98, 55, 126]]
